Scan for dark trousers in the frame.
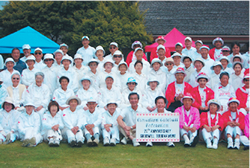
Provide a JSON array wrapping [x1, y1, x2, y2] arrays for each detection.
[[166, 100, 182, 112]]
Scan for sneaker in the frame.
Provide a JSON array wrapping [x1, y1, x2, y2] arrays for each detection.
[[146, 141, 153, 147], [190, 136, 199, 147], [76, 141, 83, 147], [48, 138, 54, 146], [110, 138, 116, 146], [87, 139, 93, 147], [132, 138, 140, 147], [121, 137, 127, 145], [92, 139, 99, 147], [206, 140, 212, 149], [184, 138, 190, 147], [167, 142, 175, 147], [234, 142, 240, 150], [212, 143, 218, 149], [28, 137, 36, 147], [227, 142, 233, 149], [70, 140, 76, 147], [54, 140, 60, 147], [103, 137, 110, 146], [22, 139, 30, 147]]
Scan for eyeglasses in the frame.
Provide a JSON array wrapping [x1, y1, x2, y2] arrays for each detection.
[[113, 55, 122, 58], [12, 78, 20, 80], [165, 63, 173, 66], [127, 82, 136, 85], [44, 59, 54, 62], [110, 46, 116, 49], [35, 52, 42, 55]]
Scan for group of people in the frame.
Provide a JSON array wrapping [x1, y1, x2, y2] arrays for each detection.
[[0, 35, 249, 150]]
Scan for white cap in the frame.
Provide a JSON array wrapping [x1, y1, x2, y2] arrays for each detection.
[[106, 100, 118, 107], [181, 93, 195, 103], [131, 41, 142, 49], [24, 102, 35, 107], [195, 40, 203, 45], [110, 42, 118, 47], [147, 77, 159, 86], [34, 48, 43, 53], [185, 37, 192, 42], [80, 76, 92, 84], [43, 54, 55, 63], [113, 50, 124, 57], [25, 55, 36, 62], [134, 47, 144, 54], [61, 55, 73, 64], [219, 56, 229, 63], [5, 58, 15, 65], [87, 97, 97, 103], [199, 46, 210, 51], [2, 97, 15, 109], [171, 52, 182, 58], [74, 54, 83, 60], [210, 61, 223, 70], [193, 57, 205, 67], [82, 36, 89, 41], [118, 61, 128, 69], [175, 42, 183, 48], [105, 75, 114, 81], [103, 59, 114, 68], [95, 46, 105, 55], [54, 49, 63, 55], [60, 43, 68, 49], [22, 44, 31, 50], [157, 44, 165, 52], [207, 99, 221, 111], [66, 96, 81, 105], [88, 59, 99, 66], [150, 58, 163, 68]]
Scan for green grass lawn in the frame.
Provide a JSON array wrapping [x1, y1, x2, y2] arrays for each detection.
[[0, 141, 249, 168]]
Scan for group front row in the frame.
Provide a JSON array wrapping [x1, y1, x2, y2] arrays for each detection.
[[0, 93, 249, 150]]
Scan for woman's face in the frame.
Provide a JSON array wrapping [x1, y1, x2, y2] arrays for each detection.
[[27, 60, 35, 68], [213, 65, 222, 74], [165, 62, 174, 71], [25, 105, 34, 115], [220, 59, 228, 68], [232, 44, 240, 54], [127, 82, 136, 90], [50, 105, 58, 116], [209, 104, 219, 113], [107, 104, 117, 114], [62, 60, 71, 68], [135, 63, 143, 73], [113, 55, 122, 64], [173, 57, 181, 65], [243, 78, 249, 88], [198, 78, 207, 88], [4, 102, 13, 112], [194, 61, 203, 71], [12, 74, 20, 87], [81, 80, 90, 90], [69, 99, 78, 109], [152, 62, 161, 71], [118, 64, 127, 73], [105, 78, 114, 88], [35, 75, 43, 87], [6, 62, 14, 70], [89, 62, 98, 71], [149, 81, 158, 90], [60, 79, 69, 90], [74, 58, 83, 66], [96, 50, 104, 58]]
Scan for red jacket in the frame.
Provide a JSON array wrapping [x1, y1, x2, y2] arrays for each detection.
[[126, 51, 147, 67], [150, 46, 171, 62], [165, 82, 194, 108], [236, 86, 248, 109], [222, 110, 245, 131], [192, 86, 215, 108], [200, 112, 224, 131]]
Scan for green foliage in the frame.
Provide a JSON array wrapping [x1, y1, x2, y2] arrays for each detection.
[[0, 1, 152, 56]]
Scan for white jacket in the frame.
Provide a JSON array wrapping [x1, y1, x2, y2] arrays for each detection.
[[116, 71, 132, 92], [0, 109, 20, 133], [230, 72, 244, 91], [18, 111, 41, 135], [121, 87, 142, 108], [98, 86, 121, 108], [41, 66, 58, 95], [76, 87, 98, 109], [214, 83, 236, 106], [62, 108, 84, 130], [53, 88, 75, 107], [209, 73, 221, 90], [56, 67, 78, 93], [101, 110, 120, 129], [142, 87, 164, 108], [128, 59, 150, 74], [85, 70, 99, 91], [148, 68, 167, 93], [0, 69, 19, 88], [132, 72, 148, 93], [73, 65, 88, 89], [41, 111, 64, 135], [189, 69, 205, 87], [34, 61, 46, 71], [82, 109, 102, 127], [21, 68, 40, 86], [95, 71, 121, 91]]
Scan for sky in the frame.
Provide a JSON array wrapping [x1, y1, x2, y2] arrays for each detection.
[[0, 1, 8, 10]]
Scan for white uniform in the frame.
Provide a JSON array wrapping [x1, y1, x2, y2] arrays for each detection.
[[95, 71, 121, 91], [96, 59, 105, 72], [34, 61, 46, 71], [21, 68, 39, 86], [62, 108, 84, 143], [201, 57, 214, 76], [82, 109, 102, 136], [242, 52, 249, 69], [41, 111, 64, 141], [52, 62, 63, 72], [116, 72, 132, 92], [0, 109, 20, 142], [0, 69, 19, 88], [41, 66, 58, 95], [184, 66, 195, 83], [128, 59, 150, 74], [148, 69, 167, 93], [222, 67, 234, 76], [76, 87, 98, 109], [230, 72, 244, 91], [0, 86, 8, 106], [121, 87, 142, 108], [25, 83, 51, 118], [182, 47, 196, 61], [18, 111, 43, 146], [73, 65, 88, 89], [142, 87, 164, 108], [101, 110, 120, 142], [56, 67, 78, 93], [189, 69, 205, 87], [53, 88, 75, 107], [98, 86, 121, 108], [85, 70, 99, 91], [76, 46, 96, 66], [132, 72, 148, 93], [209, 73, 221, 90], [165, 68, 176, 88]]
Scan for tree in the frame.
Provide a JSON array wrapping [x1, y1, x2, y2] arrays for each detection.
[[0, 1, 152, 56]]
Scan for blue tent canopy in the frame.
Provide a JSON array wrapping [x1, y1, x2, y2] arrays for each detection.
[[0, 26, 59, 54]]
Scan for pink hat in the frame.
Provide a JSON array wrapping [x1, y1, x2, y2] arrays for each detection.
[[181, 93, 195, 103], [227, 97, 240, 106], [155, 36, 166, 43], [174, 67, 186, 76]]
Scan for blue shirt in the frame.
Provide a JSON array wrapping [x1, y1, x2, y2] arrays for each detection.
[[4, 59, 27, 74], [76, 45, 96, 66]]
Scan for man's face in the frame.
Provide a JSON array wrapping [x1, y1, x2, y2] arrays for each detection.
[[26, 60, 35, 67], [55, 53, 63, 63], [200, 48, 209, 58], [183, 58, 192, 68], [149, 81, 158, 90], [62, 60, 71, 68], [107, 104, 117, 114], [23, 49, 31, 56], [152, 62, 161, 71], [82, 39, 89, 47], [222, 51, 230, 56], [175, 73, 185, 83], [34, 51, 43, 61], [215, 41, 222, 49], [60, 46, 68, 55], [105, 78, 114, 87], [69, 99, 78, 109], [129, 94, 139, 106], [213, 65, 222, 74], [185, 40, 192, 48], [183, 98, 193, 109], [109, 45, 118, 55], [135, 50, 143, 60], [86, 102, 97, 113], [157, 39, 165, 45], [195, 42, 202, 50], [157, 49, 165, 59], [173, 56, 181, 65], [44, 59, 54, 67], [198, 78, 207, 88], [175, 46, 183, 53], [229, 102, 238, 112], [113, 54, 122, 63], [11, 49, 20, 61], [156, 99, 166, 111]]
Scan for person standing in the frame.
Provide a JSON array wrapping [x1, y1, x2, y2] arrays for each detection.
[[182, 37, 196, 61], [150, 36, 171, 62], [10, 48, 27, 74], [209, 37, 224, 61]]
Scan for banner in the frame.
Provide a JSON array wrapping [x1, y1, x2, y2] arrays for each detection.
[[136, 113, 180, 142]]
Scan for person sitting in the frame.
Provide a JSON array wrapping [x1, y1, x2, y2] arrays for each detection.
[[0, 97, 20, 144], [240, 113, 249, 150], [18, 102, 43, 147], [200, 99, 223, 149], [222, 97, 245, 149], [126, 41, 147, 66], [101, 100, 120, 146], [62, 96, 85, 147], [0, 58, 19, 88], [41, 101, 64, 147], [174, 93, 200, 147], [236, 73, 249, 115]]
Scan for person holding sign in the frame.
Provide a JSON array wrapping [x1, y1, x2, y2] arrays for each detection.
[[174, 93, 200, 147], [117, 92, 146, 147], [200, 99, 223, 149]]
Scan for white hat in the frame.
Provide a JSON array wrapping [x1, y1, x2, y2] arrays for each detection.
[[110, 42, 118, 47], [82, 36, 89, 41], [66, 96, 81, 105], [95, 46, 105, 55], [105, 75, 114, 81], [164, 57, 174, 65], [54, 49, 63, 55], [34, 48, 43, 53], [221, 46, 230, 51], [2, 97, 15, 109], [74, 54, 83, 60], [61, 55, 73, 64], [232, 61, 243, 69], [118, 62, 128, 70], [212, 37, 224, 46], [181, 93, 195, 103], [60, 43, 68, 49], [231, 55, 243, 63], [171, 52, 182, 58], [195, 40, 203, 45], [5, 58, 15, 66], [134, 47, 143, 54], [175, 42, 183, 48], [11, 71, 21, 79], [157, 44, 165, 52], [147, 77, 159, 86], [193, 57, 205, 67], [113, 50, 124, 57], [227, 97, 240, 106], [80, 76, 92, 84], [210, 61, 223, 70], [131, 41, 142, 49], [106, 100, 118, 107], [207, 99, 221, 111], [199, 46, 210, 51], [196, 72, 209, 82], [181, 55, 192, 63], [24, 102, 35, 107], [219, 56, 229, 63], [150, 58, 163, 68], [126, 77, 137, 86], [22, 44, 31, 50], [87, 97, 97, 103], [43, 54, 55, 63], [185, 37, 192, 42], [88, 59, 99, 66], [174, 67, 186, 76], [103, 59, 114, 68], [25, 55, 36, 62]]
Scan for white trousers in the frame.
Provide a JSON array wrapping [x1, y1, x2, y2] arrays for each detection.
[[84, 126, 100, 136], [180, 124, 197, 138], [225, 126, 242, 138], [20, 128, 42, 146], [65, 128, 84, 143], [0, 130, 18, 142], [240, 135, 249, 146], [202, 128, 220, 141], [43, 129, 63, 141], [102, 127, 119, 141]]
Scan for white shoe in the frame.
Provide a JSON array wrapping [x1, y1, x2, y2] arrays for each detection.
[[121, 137, 127, 145], [146, 141, 153, 147], [234, 142, 240, 150], [206, 140, 212, 149], [132, 138, 140, 147], [184, 139, 190, 147], [167, 142, 175, 147], [48, 138, 54, 146], [227, 142, 233, 149], [103, 137, 110, 146], [110, 138, 116, 146], [212, 143, 218, 149]]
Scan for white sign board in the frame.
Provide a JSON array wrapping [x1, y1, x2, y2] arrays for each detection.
[[136, 113, 180, 142]]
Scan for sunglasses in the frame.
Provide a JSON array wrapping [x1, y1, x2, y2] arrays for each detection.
[[113, 55, 122, 58], [44, 59, 54, 62], [110, 46, 116, 49], [12, 78, 20, 80], [244, 79, 249, 82], [165, 63, 173, 66], [35, 52, 42, 55]]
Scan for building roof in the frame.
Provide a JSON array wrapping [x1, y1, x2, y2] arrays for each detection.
[[139, 1, 249, 36]]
